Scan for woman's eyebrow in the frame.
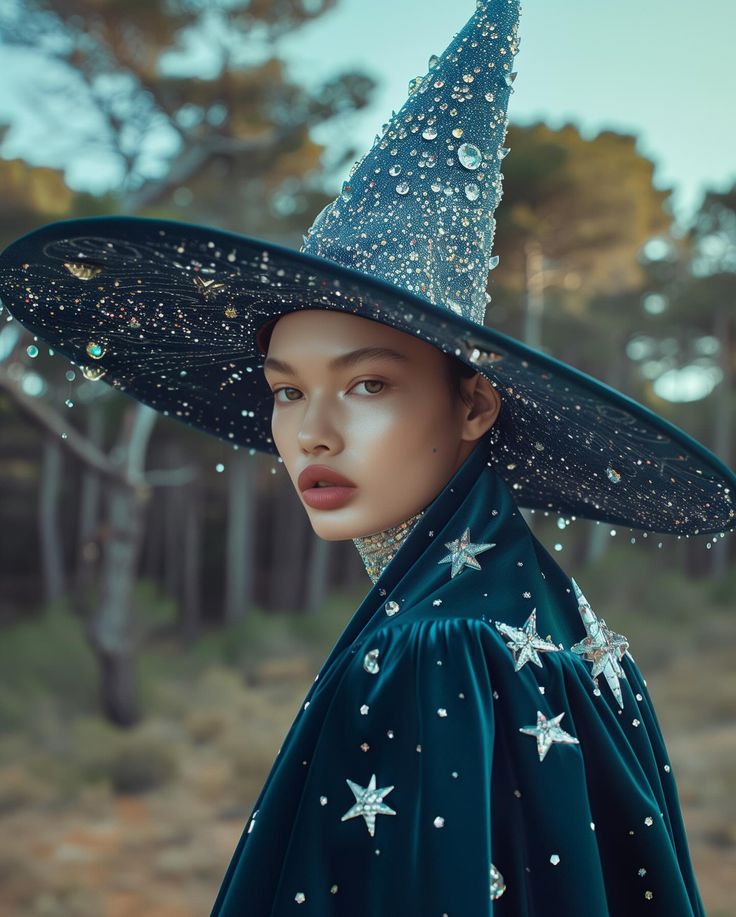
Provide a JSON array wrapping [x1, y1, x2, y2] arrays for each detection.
[[263, 347, 410, 374]]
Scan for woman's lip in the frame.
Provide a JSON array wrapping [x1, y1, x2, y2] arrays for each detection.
[[298, 466, 356, 490], [301, 485, 357, 510]]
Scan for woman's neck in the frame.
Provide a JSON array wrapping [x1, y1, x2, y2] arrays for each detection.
[[352, 509, 426, 584]]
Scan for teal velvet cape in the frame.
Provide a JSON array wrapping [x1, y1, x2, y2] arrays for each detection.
[[210, 431, 705, 916]]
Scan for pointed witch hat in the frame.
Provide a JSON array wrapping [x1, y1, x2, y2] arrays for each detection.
[[0, 0, 733, 536]]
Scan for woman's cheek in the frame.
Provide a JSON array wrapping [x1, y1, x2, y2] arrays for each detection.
[[349, 405, 402, 442]]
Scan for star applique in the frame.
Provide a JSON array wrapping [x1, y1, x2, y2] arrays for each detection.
[[495, 608, 561, 672], [489, 861, 506, 900], [519, 709, 580, 762], [437, 527, 496, 578], [341, 773, 397, 837], [569, 577, 631, 709]]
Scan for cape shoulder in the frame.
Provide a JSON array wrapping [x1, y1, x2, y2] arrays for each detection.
[[213, 612, 703, 915], [271, 615, 503, 913]]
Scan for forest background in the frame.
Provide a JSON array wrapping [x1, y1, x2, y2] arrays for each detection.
[[0, 1, 734, 914]]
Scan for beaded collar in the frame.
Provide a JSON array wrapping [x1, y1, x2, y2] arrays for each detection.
[[352, 509, 425, 585]]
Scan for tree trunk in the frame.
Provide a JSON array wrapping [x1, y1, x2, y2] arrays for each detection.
[[38, 435, 66, 604], [224, 449, 256, 625], [581, 336, 629, 566], [269, 484, 309, 612], [585, 520, 611, 565], [522, 239, 544, 538], [73, 404, 105, 611], [711, 305, 732, 578], [163, 446, 185, 602], [88, 478, 147, 726], [85, 404, 156, 727], [305, 534, 332, 614], [180, 481, 202, 645], [141, 486, 165, 584]]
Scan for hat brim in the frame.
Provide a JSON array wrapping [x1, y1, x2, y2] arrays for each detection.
[[0, 214, 733, 536]]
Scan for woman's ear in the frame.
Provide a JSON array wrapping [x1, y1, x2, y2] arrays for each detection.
[[459, 373, 502, 441]]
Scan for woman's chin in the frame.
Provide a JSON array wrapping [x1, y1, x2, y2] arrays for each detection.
[[314, 527, 363, 543], [310, 512, 420, 543], [305, 508, 386, 542]]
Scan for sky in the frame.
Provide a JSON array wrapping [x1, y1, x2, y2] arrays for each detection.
[[0, 0, 734, 232], [276, 0, 735, 231]]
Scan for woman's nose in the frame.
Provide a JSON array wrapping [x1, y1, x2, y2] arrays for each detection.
[[297, 395, 341, 451]]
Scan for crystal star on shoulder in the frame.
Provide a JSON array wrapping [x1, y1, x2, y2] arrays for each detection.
[[341, 773, 397, 837], [437, 526, 496, 578], [519, 709, 580, 762], [495, 608, 561, 672], [569, 578, 631, 709]]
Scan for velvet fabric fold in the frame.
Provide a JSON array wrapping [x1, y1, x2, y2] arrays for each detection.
[[210, 429, 705, 916]]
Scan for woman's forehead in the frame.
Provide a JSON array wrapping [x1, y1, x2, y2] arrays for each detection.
[[264, 309, 427, 356]]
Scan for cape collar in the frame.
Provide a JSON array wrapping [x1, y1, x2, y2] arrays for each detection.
[[352, 509, 426, 584]]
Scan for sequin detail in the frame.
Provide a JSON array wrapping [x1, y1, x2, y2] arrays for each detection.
[[352, 509, 425, 584], [363, 648, 380, 675]]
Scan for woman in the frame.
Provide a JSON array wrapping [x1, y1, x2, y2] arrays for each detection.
[[204, 307, 707, 915], [0, 0, 730, 912]]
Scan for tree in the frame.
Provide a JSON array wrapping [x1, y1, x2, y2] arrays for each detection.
[[0, 0, 376, 242], [643, 186, 736, 575], [0, 330, 201, 724], [490, 123, 733, 568], [0, 0, 380, 721]]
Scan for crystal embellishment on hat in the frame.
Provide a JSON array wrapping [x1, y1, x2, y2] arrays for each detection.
[[300, 0, 521, 328], [80, 365, 106, 381], [85, 342, 105, 360], [192, 275, 227, 299], [461, 339, 506, 365], [457, 143, 483, 170], [63, 261, 102, 280]]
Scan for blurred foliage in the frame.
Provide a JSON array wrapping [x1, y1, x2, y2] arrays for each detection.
[[0, 0, 374, 242], [497, 122, 672, 298], [0, 598, 98, 730], [0, 575, 354, 730], [76, 722, 179, 794]]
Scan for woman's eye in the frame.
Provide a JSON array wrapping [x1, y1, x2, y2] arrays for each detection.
[[353, 379, 385, 395], [273, 386, 301, 403], [272, 379, 386, 402]]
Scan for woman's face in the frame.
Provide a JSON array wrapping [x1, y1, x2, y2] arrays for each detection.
[[262, 309, 501, 540]]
